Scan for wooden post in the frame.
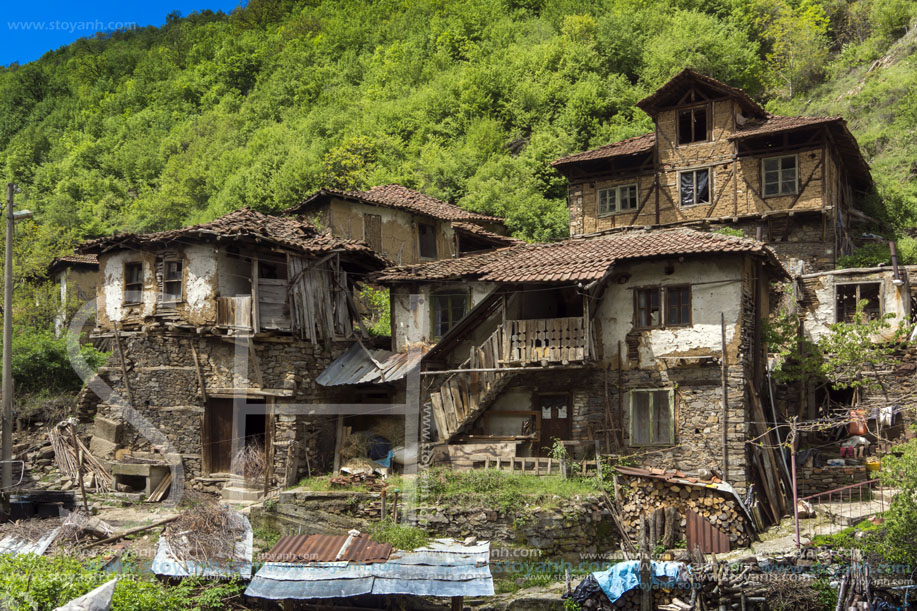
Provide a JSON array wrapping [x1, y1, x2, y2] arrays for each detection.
[[251, 257, 260, 334], [70, 424, 89, 515], [617, 341, 625, 449], [264, 397, 274, 498], [639, 516, 653, 611], [332, 415, 344, 474], [720, 312, 729, 484], [451, 596, 463, 611]]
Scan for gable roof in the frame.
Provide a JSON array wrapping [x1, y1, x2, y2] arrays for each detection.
[[288, 184, 504, 224], [452, 222, 523, 248], [78, 208, 388, 269], [637, 68, 767, 117], [375, 227, 785, 284], [550, 133, 656, 168]]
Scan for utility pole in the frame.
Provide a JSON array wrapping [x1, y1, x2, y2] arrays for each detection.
[[1, 183, 31, 511], [1, 183, 14, 496]]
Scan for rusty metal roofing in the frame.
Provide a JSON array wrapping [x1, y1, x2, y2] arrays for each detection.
[[77, 208, 388, 269], [317, 342, 424, 387], [289, 184, 504, 224], [262, 534, 392, 564], [551, 133, 656, 167], [636, 68, 766, 116], [375, 227, 783, 284]]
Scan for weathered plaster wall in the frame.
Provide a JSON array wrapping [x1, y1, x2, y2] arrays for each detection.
[[183, 244, 218, 323], [323, 198, 455, 265], [595, 257, 745, 368], [391, 282, 493, 351], [799, 269, 911, 341], [98, 250, 158, 326]]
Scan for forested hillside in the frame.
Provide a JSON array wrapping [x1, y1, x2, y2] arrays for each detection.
[[1, 0, 916, 268]]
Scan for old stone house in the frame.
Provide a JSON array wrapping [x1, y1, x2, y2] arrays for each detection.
[[77, 209, 387, 496], [373, 228, 787, 502], [552, 69, 875, 273], [286, 184, 519, 265]]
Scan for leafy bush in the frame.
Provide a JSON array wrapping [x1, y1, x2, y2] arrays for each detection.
[[11, 327, 108, 394], [0, 554, 244, 611], [358, 285, 391, 337], [837, 237, 917, 268], [367, 519, 430, 550]]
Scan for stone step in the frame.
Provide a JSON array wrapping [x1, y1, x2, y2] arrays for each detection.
[[220, 486, 263, 503]]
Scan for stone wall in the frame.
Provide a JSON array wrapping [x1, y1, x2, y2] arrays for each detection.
[[89, 331, 353, 489], [796, 465, 872, 498], [256, 489, 618, 559]]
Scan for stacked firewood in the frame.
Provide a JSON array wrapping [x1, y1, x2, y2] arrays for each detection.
[[48, 419, 113, 493]]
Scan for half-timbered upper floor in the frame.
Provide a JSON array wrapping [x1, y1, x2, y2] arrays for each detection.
[[552, 69, 875, 273]]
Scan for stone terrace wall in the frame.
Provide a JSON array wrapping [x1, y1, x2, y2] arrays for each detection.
[[259, 489, 618, 559], [797, 465, 872, 498]]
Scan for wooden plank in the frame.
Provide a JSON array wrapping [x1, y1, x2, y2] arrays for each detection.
[[430, 393, 449, 441]]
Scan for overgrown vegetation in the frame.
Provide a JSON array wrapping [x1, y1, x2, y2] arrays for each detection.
[[358, 285, 391, 337], [1, 0, 916, 269], [0, 553, 245, 610], [367, 518, 430, 550]]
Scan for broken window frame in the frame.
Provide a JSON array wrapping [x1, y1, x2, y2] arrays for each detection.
[[124, 262, 143, 305], [161, 258, 183, 303], [677, 105, 710, 145], [634, 285, 692, 329], [431, 289, 469, 339], [762, 154, 798, 197], [835, 282, 882, 323], [628, 388, 675, 447], [678, 168, 712, 207], [597, 183, 639, 217], [418, 222, 437, 259]]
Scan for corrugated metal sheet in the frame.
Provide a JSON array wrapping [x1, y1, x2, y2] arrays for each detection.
[[246, 538, 494, 601], [316, 342, 424, 386], [151, 514, 253, 579], [685, 509, 730, 554], [262, 534, 392, 564], [0, 527, 60, 557]]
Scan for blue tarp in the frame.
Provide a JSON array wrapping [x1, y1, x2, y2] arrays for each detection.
[[592, 560, 684, 603]]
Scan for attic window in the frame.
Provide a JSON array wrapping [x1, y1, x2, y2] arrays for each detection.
[[677, 105, 709, 144], [419, 223, 437, 259], [629, 389, 674, 446], [835, 282, 881, 323], [124, 262, 143, 304], [162, 260, 183, 302], [364, 213, 383, 252]]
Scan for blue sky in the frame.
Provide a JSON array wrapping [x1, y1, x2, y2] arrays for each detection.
[[2, 1, 244, 66]]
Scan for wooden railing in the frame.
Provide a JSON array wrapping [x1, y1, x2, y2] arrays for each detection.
[[502, 316, 587, 365], [217, 296, 252, 329]]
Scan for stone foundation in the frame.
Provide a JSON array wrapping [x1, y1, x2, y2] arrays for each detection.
[[797, 465, 872, 498]]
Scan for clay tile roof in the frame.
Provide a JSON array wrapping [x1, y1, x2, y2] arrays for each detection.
[[78, 208, 388, 268], [636, 68, 766, 116], [452, 222, 523, 247], [51, 253, 98, 267], [262, 533, 392, 564], [375, 227, 784, 284], [551, 133, 656, 167], [289, 184, 504, 224], [728, 114, 841, 139]]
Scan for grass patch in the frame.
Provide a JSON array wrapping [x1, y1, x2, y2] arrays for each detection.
[[295, 475, 405, 492], [253, 526, 282, 549], [811, 518, 883, 548], [367, 519, 430, 550], [418, 468, 602, 512]]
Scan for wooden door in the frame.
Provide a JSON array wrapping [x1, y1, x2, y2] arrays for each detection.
[[538, 394, 571, 457], [204, 398, 234, 474]]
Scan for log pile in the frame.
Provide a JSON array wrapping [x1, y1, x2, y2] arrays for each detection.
[[48, 419, 113, 493], [619, 477, 750, 547]]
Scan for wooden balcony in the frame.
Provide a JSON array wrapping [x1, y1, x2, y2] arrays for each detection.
[[502, 316, 588, 365]]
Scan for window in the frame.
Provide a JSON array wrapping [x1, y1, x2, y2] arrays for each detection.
[[665, 286, 691, 326], [629, 389, 674, 446], [364, 213, 382, 252], [677, 106, 709, 144], [162, 260, 183, 302], [679, 169, 711, 206], [835, 282, 881, 323], [124, 262, 143, 304], [763, 155, 797, 196], [597, 184, 639, 216], [419, 223, 437, 259], [635, 286, 692, 328], [636, 288, 661, 328], [432, 291, 468, 338]]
